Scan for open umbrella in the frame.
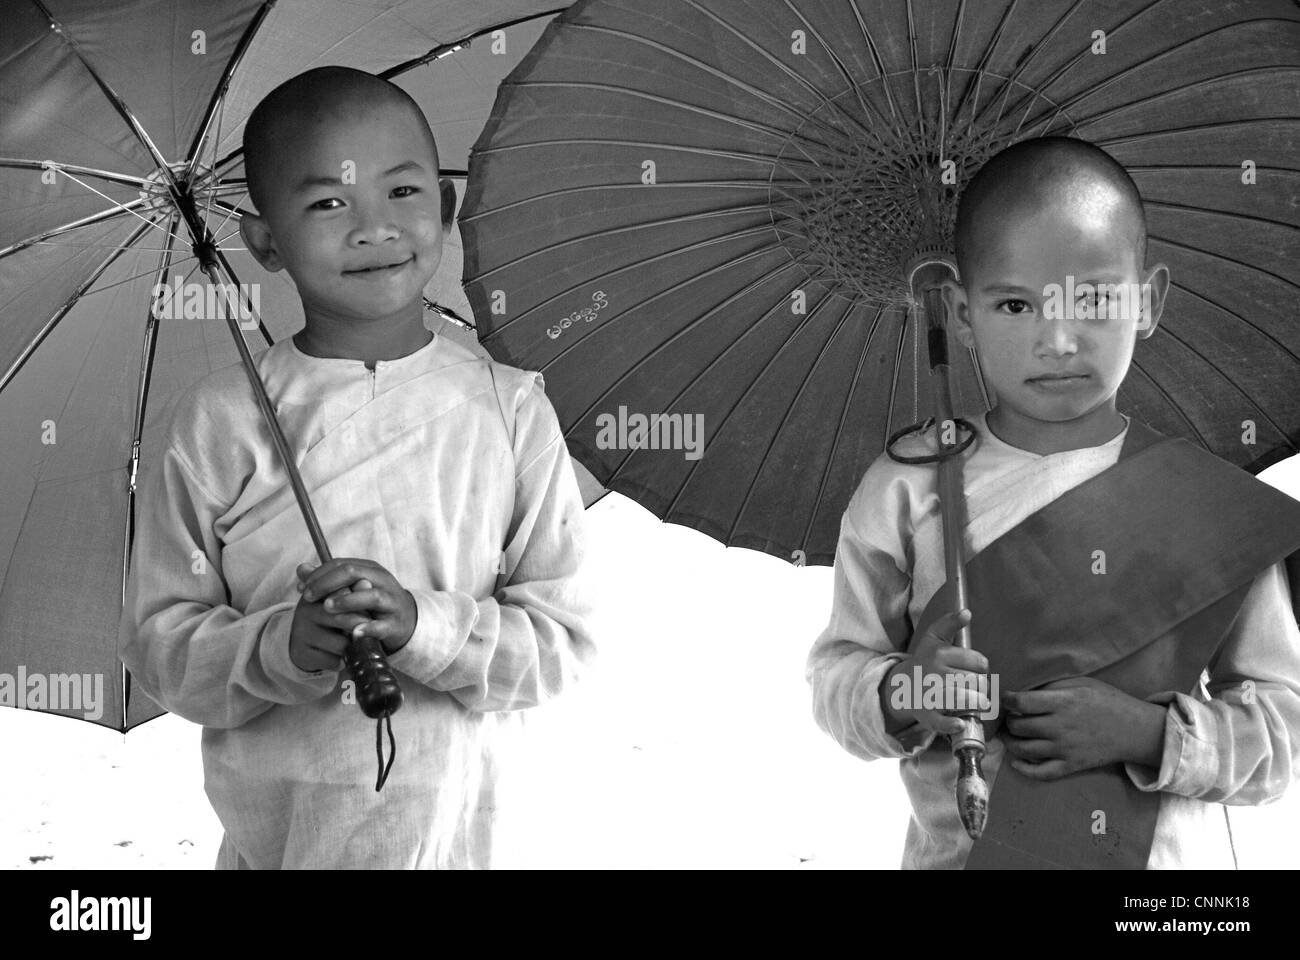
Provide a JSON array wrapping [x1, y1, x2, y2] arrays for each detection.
[[0, 0, 597, 733], [461, 0, 1300, 569]]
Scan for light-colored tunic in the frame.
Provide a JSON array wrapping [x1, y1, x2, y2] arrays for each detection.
[[119, 333, 594, 869], [808, 413, 1300, 869]]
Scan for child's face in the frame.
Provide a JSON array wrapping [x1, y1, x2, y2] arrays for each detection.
[[945, 189, 1168, 430], [241, 100, 450, 327]]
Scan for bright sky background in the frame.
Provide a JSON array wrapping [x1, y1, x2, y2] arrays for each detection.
[[2, 484, 1298, 869]]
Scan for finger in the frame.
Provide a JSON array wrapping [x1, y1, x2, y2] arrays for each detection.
[[1003, 737, 1056, 761], [295, 562, 318, 590], [922, 712, 965, 736], [923, 609, 972, 645], [301, 560, 376, 601], [1003, 690, 1057, 715], [933, 647, 989, 673], [1010, 759, 1069, 781], [323, 589, 400, 616], [1004, 715, 1053, 739]]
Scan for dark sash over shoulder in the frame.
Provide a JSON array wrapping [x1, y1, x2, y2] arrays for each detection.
[[913, 421, 1300, 869]]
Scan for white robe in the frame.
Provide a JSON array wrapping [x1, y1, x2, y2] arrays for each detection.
[[119, 333, 594, 869], [807, 413, 1300, 869]]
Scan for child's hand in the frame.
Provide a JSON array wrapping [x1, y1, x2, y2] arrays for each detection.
[[296, 559, 418, 656], [289, 584, 369, 673], [1001, 677, 1166, 780], [882, 609, 986, 737]]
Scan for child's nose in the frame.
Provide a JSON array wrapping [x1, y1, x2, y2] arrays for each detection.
[[348, 203, 400, 245], [1037, 314, 1079, 356]]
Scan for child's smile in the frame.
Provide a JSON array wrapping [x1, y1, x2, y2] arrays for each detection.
[[245, 100, 447, 330]]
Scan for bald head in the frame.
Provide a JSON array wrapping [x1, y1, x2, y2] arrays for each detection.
[[954, 137, 1146, 283], [242, 66, 439, 214]]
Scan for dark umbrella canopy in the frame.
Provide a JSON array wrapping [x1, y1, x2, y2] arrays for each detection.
[[462, 0, 1300, 566], [0, 0, 574, 730]]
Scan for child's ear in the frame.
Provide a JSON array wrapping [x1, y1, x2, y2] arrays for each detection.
[[439, 178, 457, 229], [941, 278, 975, 349], [1137, 263, 1170, 340], [239, 212, 283, 272]]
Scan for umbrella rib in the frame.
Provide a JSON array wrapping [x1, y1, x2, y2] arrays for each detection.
[[1143, 199, 1298, 233], [459, 179, 800, 225], [1095, 117, 1300, 148], [1155, 323, 1294, 444], [846, 0, 902, 124], [967, 0, 1163, 132], [1149, 233, 1299, 298], [587, 258, 816, 481], [1124, 355, 1210, 449], [1126, 163, 1300, 176], [726, 296, 861, 543], [45, 169, 187, 246], [471, 202, 775, 286], [0, 159, 149, 188], [567, 19, 863, 148], [775, 0, 903, 158], [968, 0, 1090, 129], [0, 215, 158, 394], [184, 1, 274, 180], [947, 0, 1015, 126], [0, 203, 149, 259], [475, 136, 824, 170], [1029, 67, 1300, 135], [991, 17, 1298, 136], [478, 221, 781, 338], [1166, 279, 1300, 370], [501, 80, 843, 154], [32, 0, 174, 179], [660, 286, 839, 521], [548, 242, 799, 385], [798, 300, 892, 553]]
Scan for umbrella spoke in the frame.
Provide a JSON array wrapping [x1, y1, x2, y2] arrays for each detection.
[[1125, 355, 1210, 449], [799, 300, 893, 552], [549, 241, 806, 383], [48, 168, 188, 245], [571, 255, 817, 446], [479, 219, 781, 336], [0, 216, 157, 394], [510, 81, 844, 156], [664, 284, 841, 519], [474, 202, 775, 284], [460, 179, 804, 225], [570, 18, 863, 148], [727, 294, 860, 542]]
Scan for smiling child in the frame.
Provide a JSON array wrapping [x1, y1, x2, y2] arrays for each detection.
[[119, 67, 595, 869]]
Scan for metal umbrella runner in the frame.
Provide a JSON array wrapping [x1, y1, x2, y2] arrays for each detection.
[[0, 0, 584, 734], [461, 0, 1300, 836], [461, 0, 1300, 568]]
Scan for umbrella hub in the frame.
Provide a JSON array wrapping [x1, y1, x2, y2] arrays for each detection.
[[137, 161, 219, 214], [768, 69, 1075, 306]]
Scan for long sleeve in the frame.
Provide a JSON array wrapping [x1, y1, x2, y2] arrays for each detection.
[[1126, 560, 1300, 804], [385, 379, 595, 712], [807, 461, 939, 760], [118, 434, 339, 731]]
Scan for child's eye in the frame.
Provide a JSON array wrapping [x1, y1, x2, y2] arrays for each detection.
[[392, 185, 421, 198], [997, 299, 1032, 315], [309, 198, 343, 211]]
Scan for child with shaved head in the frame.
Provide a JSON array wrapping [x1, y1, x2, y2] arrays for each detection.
[[809, 136, 1300, 868], [120, 67, 594, 869]]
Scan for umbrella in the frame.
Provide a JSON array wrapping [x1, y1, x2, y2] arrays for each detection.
[[461, 0, 1300, 568], [0, 0, 600, 732]]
